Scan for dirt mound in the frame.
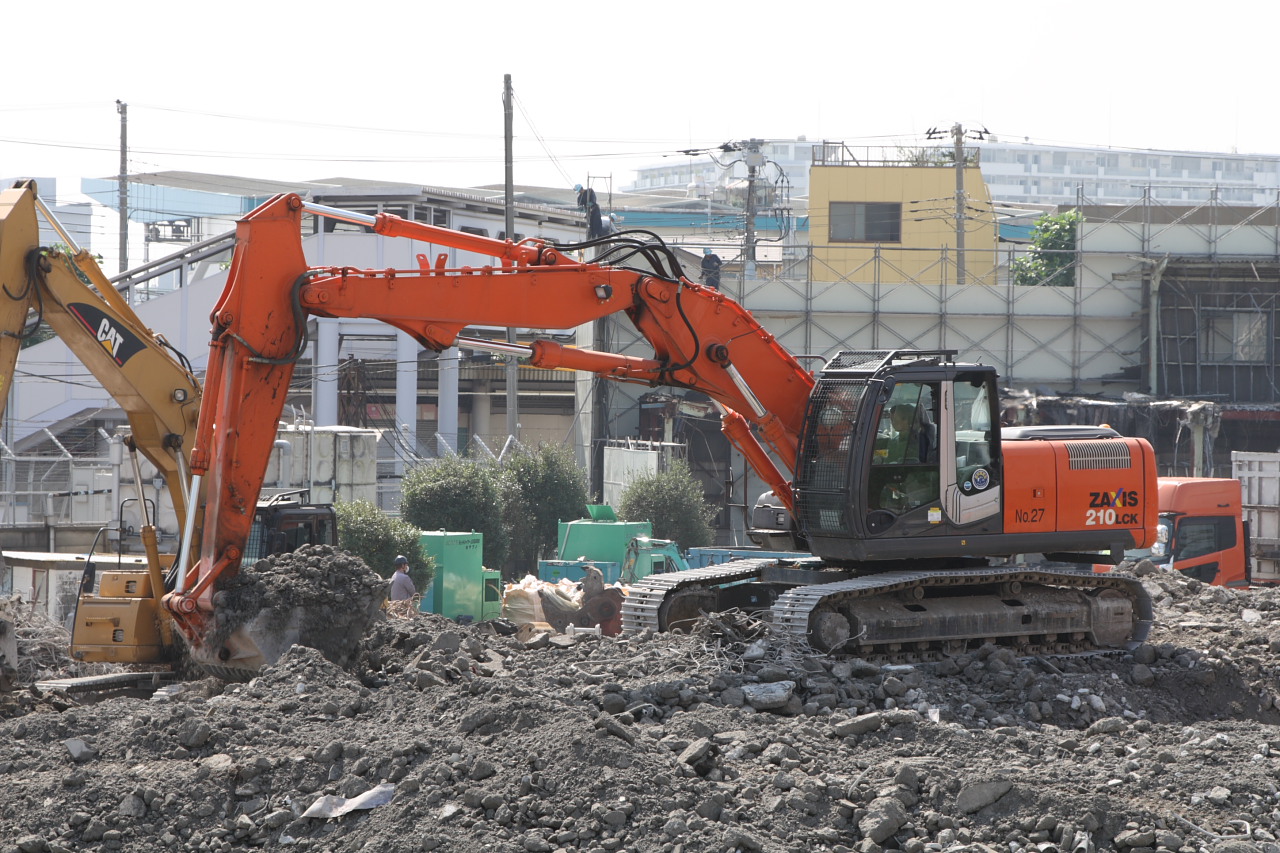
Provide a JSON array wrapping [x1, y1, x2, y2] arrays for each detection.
[[3, 568, 1280, 851]]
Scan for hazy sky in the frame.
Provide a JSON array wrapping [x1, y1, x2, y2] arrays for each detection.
[[3, 0, 1270, 203]]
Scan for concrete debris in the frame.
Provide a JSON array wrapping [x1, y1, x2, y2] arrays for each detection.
[[0, 566, 1279, 850]]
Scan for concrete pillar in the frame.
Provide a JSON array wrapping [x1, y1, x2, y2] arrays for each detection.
[[314, 319, 339, 426], [473, 379, 491, 442], [436, 346, 460, 456], [395, 333, 419, 474]]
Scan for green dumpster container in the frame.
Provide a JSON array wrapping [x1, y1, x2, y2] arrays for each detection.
[[419, 531, 499, 623]]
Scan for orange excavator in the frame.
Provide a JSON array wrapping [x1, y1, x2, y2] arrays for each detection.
[[165, 193, 1157, 674]]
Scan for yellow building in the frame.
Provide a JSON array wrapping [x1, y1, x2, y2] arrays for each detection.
[[808, 146, 998, 285]]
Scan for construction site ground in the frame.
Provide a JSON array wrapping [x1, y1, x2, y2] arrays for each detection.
[[3, 559, 1280, 853]]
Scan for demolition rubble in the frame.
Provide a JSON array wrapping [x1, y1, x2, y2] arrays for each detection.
[[3, 562, 1280, 853]]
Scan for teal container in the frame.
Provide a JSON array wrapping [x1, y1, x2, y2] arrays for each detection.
[[685, 547, 812, 568], [419, 531, 500, 623], [557, 517, 652, 566], [537, 559, 622, 585]]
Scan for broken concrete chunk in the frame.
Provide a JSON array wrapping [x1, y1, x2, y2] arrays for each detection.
[[677, 737, 714, 766], [740, 680, 795, 711], [832, 711, 884, 737], [63, 739, 96, 764], [956, 779, 1013, 814]]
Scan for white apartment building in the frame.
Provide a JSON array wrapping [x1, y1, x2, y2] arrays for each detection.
[[979, 140, 1280, 206], [626, 138, 1280, 208]]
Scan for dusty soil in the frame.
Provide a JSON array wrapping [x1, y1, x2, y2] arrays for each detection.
[[3, 561, 1280, 853]]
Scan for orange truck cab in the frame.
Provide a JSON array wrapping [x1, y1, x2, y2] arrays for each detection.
[[1098, 477, 1248, 587]]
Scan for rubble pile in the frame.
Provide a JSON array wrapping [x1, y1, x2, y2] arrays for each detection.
[[211, 545, 389, 668], [4, 569, 1280, 852]]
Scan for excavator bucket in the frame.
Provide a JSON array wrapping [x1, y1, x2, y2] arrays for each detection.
[[188, 545, 389, 679]]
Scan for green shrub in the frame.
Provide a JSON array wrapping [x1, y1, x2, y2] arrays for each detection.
[[502, 443, 590, 571], [335, 499, 434, 589], [400, 455, 509, 568], [618, 461, 715, 549], [1011, 209, 1082, 287]]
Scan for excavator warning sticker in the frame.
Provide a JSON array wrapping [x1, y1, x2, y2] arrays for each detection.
[[68, 303, 147, 366]]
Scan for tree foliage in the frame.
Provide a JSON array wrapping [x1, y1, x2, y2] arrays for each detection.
[[1011, 209, 1083, 287], [618, 461, 716, 549], [335, 499, 434, 590], [501, 443, 590, 571], [401, 455, 509, 568]]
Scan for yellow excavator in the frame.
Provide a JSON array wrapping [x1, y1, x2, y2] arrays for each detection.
[[0, 180, 332, 667]]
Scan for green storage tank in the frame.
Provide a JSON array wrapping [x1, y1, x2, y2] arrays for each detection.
[[419, 531, 501, 623]]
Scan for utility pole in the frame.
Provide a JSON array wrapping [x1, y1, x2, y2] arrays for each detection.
[[502, 74, 519, 441], [743, 139, 764, 280], [116, 100, 128, 274], [927, 123, 989, 285], [951, 123, 966, 286]]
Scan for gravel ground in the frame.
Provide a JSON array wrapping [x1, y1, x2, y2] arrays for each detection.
[[2, 562, 1280, 853]]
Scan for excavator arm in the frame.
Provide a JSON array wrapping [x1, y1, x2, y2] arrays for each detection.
[[0, 181, 202, 546], [168, 192, 816, 668]]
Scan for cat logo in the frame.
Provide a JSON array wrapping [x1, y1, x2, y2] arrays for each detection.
[[68, 303, 146, 366], [97, 318, 124, 358]]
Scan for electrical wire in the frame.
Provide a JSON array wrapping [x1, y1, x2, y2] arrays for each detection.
[[510, 90, 574, 188]]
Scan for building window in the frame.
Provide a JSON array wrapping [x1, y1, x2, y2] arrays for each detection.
[[829, 202, 901, 243], [1204, 312, 1267, 363]]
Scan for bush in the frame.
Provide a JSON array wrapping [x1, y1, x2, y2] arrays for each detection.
[[335, 499, 434, 590], [502, 443, 590, 572], [1011, 209, 1082, 287], [618, 461, 716, 549], [400, 455, 509, 569]]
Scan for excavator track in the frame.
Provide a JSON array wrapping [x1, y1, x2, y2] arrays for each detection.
[[621, 561, 777, 633], [772, 566, 1153, 661], [623, 562, 1153, 663]]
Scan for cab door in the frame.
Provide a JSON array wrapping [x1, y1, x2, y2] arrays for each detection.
[[941, 373, 1002, 526]]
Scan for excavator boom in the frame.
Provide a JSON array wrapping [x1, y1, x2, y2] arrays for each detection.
[[0, 181, 202, 530]]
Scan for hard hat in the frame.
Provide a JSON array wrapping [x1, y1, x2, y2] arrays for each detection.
[[703, 247, 712, 255], [394, 555, 409, 566], [573, 184, 583, 192]]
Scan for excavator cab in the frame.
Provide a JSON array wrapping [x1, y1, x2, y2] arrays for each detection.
[[795, 350, 1005, 563], [245, 493, 337, 564]]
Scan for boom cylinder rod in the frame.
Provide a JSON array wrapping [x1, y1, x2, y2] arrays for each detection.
[[302, 202, 376, 229], [174, 450, 192, 514], [127, 445, 152, 529], [175, 473, 202, 592], [724, 363, 767, 419], [31, 194, 82, 255], [455, 335, 532, 358]]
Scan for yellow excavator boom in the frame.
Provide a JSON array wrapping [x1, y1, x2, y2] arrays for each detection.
[[0, 179, 203, 661]]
